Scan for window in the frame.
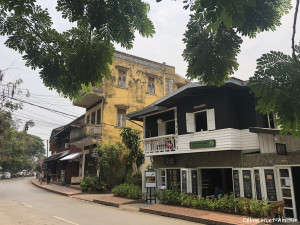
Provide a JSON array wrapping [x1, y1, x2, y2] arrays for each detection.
[[96, 109, 101, 125], [186, 109, 215, 133], [267, 112, 275, 128], [117, 109, 126, 127], [118, 69, 126, 88], [86, 115, 90, 124], [91, 112, 96, 124], [147, 77, 155, 94], [167, 169, 180, 188], [195, 111, 207, 132], [165, 78, 174, 95]]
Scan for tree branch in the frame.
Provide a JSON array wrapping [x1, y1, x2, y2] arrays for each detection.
[[292, 0, 299, 62]]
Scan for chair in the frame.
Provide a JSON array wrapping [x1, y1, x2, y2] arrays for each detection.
[[271, 200, 285, 218]]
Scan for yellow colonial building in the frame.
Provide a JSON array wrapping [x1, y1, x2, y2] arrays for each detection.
[[72, 51, 189, 149], [47, 51, 189, 183]]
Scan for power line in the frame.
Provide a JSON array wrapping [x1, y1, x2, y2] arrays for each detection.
[[1, 95, 78, 119]]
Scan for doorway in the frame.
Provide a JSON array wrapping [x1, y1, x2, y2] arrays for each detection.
[[201, 168, 232, 197], [292, 167, 300, 219]]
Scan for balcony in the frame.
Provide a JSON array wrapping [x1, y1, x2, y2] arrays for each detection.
[[141, 128, 259, 156], [73, 86, 104, 108], [70, 124, 102, 148], [142, 134, 177, 155]]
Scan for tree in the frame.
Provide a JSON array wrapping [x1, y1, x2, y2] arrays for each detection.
[[179, 0, 299, 136], [0, 0, 155, 98], [0, 76, 45, 172], [120, 127, 145, 174], [96, 142, 128, 189]]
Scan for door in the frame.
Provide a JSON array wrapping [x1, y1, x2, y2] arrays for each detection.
[[277, 167, 297, 218], [241, 169, 254, 198], [232, 169, 241, 198]]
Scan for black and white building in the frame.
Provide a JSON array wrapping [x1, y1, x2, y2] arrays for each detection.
[[127, 78, 300, 219]]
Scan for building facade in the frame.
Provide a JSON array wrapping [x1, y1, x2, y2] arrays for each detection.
[[47, 51, 189, 184], [127, 78, 300, 220]]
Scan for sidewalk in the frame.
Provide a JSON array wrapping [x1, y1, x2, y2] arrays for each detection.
[[31, 179, 261, 225], [31, 178, 82, 196]]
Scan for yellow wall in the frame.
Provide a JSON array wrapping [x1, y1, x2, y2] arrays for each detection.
[[83, 52, 189, 168]]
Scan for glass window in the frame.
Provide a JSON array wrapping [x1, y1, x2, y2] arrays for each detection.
[[167, 169, 180, 189], [96, 109, 101, 125], [91, 112, 96, 124], [118, 69, 126, 88], [147, 77, 155, 94], [165, 78, 174, 95], [117, 109, 126, 127]]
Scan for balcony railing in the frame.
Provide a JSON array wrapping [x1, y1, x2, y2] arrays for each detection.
[[70, 124, 101, 142], [142, 134, 177, 154]]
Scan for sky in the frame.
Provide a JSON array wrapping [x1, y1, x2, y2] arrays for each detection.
[[0, 0, 299, 154]]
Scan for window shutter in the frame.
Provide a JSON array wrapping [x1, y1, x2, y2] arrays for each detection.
[[207, 109, 216, 130], [186, 113, 195, 133]]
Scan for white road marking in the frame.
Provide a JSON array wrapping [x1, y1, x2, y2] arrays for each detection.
[[21, 203, 32, 208], [54, 216, 79, 225]]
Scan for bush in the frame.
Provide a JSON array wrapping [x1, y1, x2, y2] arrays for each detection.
[[112, 183, 142, 200], [80, 174, 103, 191], [125, 171, 142, 188], [155, 190, 272, 218]]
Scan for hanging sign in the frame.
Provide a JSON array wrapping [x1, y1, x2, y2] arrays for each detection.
[[190, 140, 216, 149], [145, 170, 156, 188]]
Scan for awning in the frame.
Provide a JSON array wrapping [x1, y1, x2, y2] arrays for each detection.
[[44, 150, 69, 162], [60, 152, 82, 161]]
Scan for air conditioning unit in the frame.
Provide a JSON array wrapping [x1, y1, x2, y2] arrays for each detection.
[[65, 143, 70, 149]]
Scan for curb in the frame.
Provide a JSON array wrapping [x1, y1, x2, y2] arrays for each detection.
[[139, 207, 238, 225], [31, 180, 69, 196], [93, 199, 120, 207]]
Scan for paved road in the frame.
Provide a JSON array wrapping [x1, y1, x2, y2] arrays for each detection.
[[0, 178, 197, 225]]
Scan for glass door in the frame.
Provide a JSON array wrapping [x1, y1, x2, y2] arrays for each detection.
[[181, 169, 188, 193], [278, 167, 297, 219]]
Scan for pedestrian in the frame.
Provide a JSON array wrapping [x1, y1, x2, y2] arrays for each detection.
[[47, 170, 51, 184], [39, 170, 43, 185], [214, 187, 225, 198]]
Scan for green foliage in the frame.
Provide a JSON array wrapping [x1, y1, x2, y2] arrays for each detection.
[[96, 142, 128, 190], [112, 183, 142, 200], [120, 127, 145, 173], [248, 48, 300, 137], [182, 0, 291, 86], [80, 174, 103, 191], [0, 0, 155, 98], [183, 19, 242, 86], [0, 79, 45, 172], [155, 190, 273, 217], [125, 171, 142, 188]]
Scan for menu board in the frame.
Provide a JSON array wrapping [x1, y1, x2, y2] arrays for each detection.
[[181, 170, 187, 193], [264, 169, 277, 201], [233, 170, 240, 198], [254, 170, 262, 200], [242, 170, 253, 198], [145, 170, 157, 188]]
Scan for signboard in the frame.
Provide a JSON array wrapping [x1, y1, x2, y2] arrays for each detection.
[[276, 143, 287, 155], [91, 152, 100, 158], [145, 170, 156, 188], [264, 169, 277, 201], [233, 170, 240, 198], [190, 140, 216, 149], [242, 170, 253, 198]]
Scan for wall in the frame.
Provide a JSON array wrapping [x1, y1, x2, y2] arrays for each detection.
[[152, 151, 242, 169], [99, 52, 189, 146]]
